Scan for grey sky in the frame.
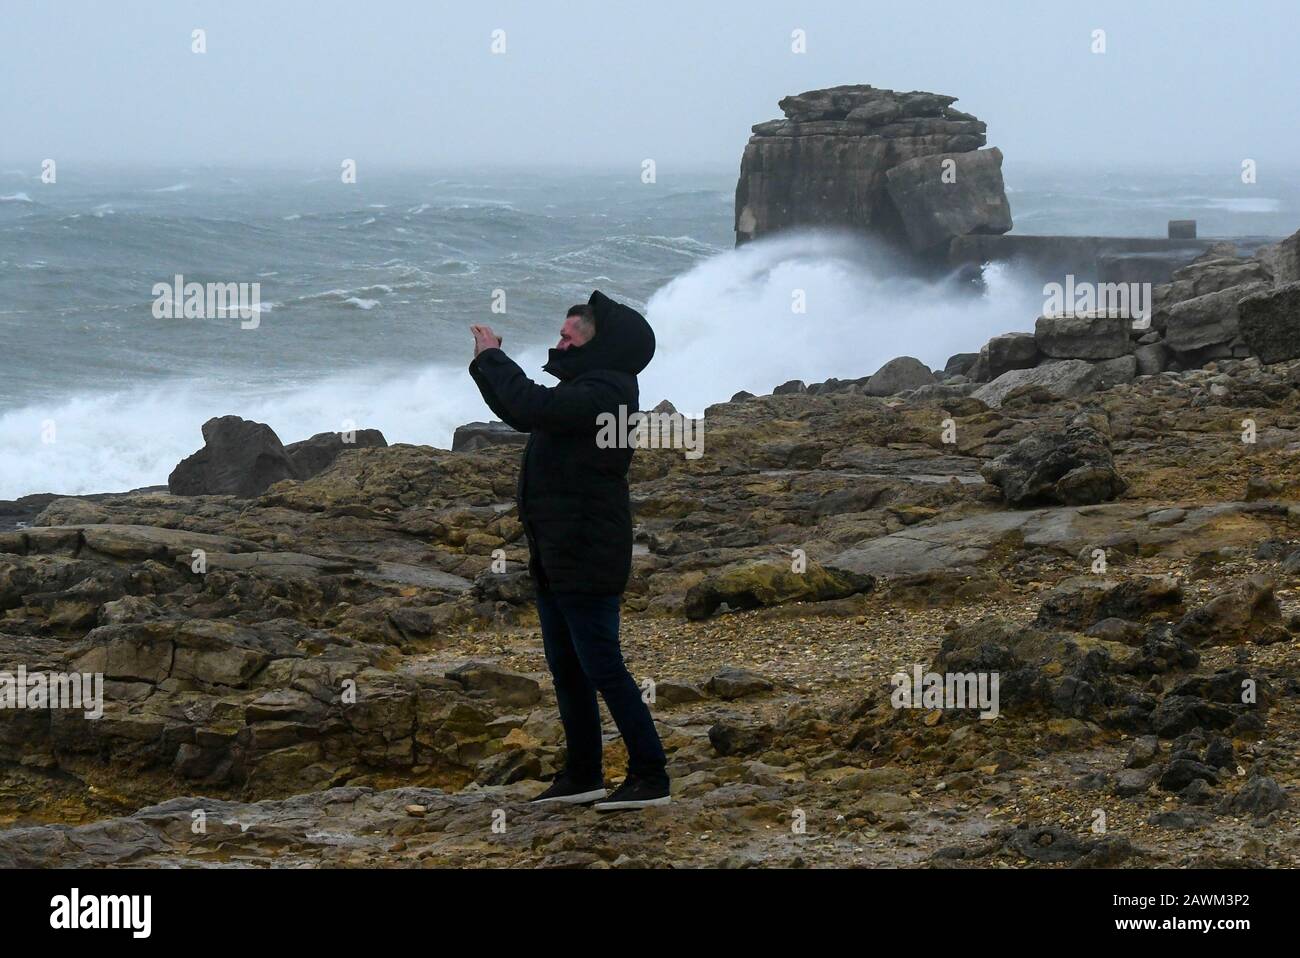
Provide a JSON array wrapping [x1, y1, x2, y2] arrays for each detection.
[[2, 0, 1295, 171]]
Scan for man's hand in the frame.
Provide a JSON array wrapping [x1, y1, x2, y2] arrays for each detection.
[[470, 324, 503, 357]]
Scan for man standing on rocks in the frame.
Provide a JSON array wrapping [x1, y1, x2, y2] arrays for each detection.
[[468, 291, 670, 810]]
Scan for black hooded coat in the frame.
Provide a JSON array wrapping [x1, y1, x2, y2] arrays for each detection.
[[468, 290, 656, 595]]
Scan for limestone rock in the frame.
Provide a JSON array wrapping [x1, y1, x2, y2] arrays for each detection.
[[168, 416, 300, 498], [884, 148, 1012, 253], [972, 359, 1104, 408], [704, 667, 775, 700], [864, 356, 935, 396], [452, 420, 527, 453], [1036, 576, 1183, 629], [285, 429, 387, 477], [1237, 281, 1300, 364], [1163, 282, 1270, 354], [1258, 228, 1300, 285], [736, 84, 998, 250], [683, 561, 874, 620], [1174, 575, 1284, 646], [983, 333, 1040, 379], [1034, 313, 1132, 360], [980, 415, 1126, 507]]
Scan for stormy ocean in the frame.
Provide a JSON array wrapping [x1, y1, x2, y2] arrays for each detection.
[[2, 164, 1296, 498]]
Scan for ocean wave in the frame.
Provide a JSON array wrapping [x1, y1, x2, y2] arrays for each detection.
[[638, 229, 1044, 414], [1203, 197, 1281, 213], [0, 364, 488, 498], [295, 284, 396, 305], [0, 192, 33, 203], [146, 183, 189, 193], [0, 231, 1056, 499]]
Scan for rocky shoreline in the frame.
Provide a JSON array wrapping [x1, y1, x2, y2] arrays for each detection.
[[3, 85, 1299, 867], [4, 278, 1300, 866]]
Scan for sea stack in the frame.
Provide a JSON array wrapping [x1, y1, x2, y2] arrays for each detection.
[[734, 84, 1012, 259]]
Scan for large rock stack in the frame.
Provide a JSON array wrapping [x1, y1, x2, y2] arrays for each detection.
[[734, 84, 1012, 257]]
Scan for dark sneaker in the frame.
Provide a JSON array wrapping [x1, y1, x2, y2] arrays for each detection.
[[593, 775, 671, 812], [530, 772, 606, 805]]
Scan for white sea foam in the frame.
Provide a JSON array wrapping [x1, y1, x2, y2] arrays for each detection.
[[0, 230, 1044, 498], [0, 192, 33, 203], [0, 367, 487, 498], [638, 230, 1043, 412]]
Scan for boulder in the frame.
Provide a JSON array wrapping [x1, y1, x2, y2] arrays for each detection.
[[984, 333, 1040, 379], [1163, 282, 1270, 354], [1169, 254, 1273, 299], [1237, 281, 1300, 364], [1174, 575, 1285, 646], [773, 380, 808, 396], [451, 421, 527, 453], [972, 359, 1103, 409], [1034, 313, 1132, 360], [1092, 354, 1139, 389], [883, 148, 1012, 253], [704, 667, 775, 700], [683, 561, 874, 620], [444, 662, 542, 707], [1036, 576, 1183, 630], [864, 356, 935, 396], [1257, 228, 1300, 286], [168, 416, 300, 498], [1134, 340, 1170, 375], [1221, 776, 1290, 816], [943, 352, 979, 377], [980, 414, 1126, 507], [285, 429, 387, 478]]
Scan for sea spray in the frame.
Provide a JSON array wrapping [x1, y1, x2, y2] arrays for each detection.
[[638, 230, 1045, 414], [0, 229, 1042, 498]]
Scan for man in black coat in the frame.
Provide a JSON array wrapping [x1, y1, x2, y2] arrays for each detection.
[[468, 290, 669, 810]]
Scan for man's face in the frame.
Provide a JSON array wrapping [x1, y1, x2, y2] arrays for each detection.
[[557, 314, 593, 351]]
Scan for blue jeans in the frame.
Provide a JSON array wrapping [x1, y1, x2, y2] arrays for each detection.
[[536, 589, 667, 784]]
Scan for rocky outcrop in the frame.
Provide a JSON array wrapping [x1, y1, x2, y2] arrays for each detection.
[[683, 561, 874, 620], [735, 84, 1010, 255], [864, 356, 935, 396], [1163, 283, 1269, 356], [1035, 313, 1132, 360], [1238, 282, 1300, 364], [971, 359, 1117, 408], [452, 420, 527, 452], [168, 416, 299, 498], [285, 429, 388, 477], [168, 416, 387, 498], [980, 413, 1126, 506], [6, 325, 1300, 869]]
